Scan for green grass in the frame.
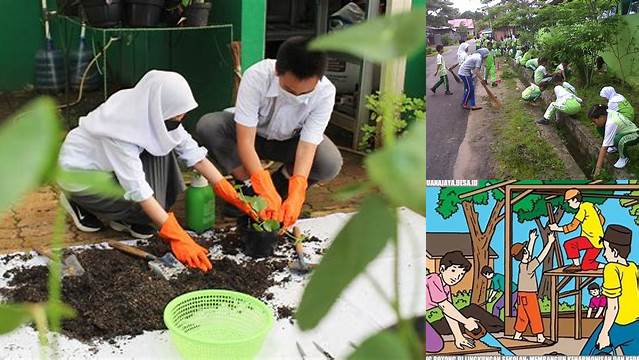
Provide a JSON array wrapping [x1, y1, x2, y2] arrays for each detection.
[[426, 47, 437, 57], [492, 66, 568, 179], [426, 290, 471, 323]]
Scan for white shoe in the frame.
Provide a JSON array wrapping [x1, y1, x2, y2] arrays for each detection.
[[614, 157, 629, 168], [607, 146, 617, 153]]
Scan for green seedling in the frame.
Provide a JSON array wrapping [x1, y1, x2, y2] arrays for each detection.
[[236, 187, 282, 233]]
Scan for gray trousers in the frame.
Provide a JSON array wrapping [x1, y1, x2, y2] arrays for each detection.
[[195, 111, 343, 183], [68, 151, 185, 225]]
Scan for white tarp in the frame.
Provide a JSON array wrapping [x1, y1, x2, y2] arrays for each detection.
[[0, 208, 425, 359]]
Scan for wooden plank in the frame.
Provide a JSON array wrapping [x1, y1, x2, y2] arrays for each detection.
[[458, 180, 518, 199], [557, 276, 573, 292], [550, 275, 558, 342], [544, 180, 603, 200], [511, 190, 534, 205], [576, 277, 582, 339], [545, 267, 604, 277], [505, 186, 513, 317], [579, 277, 597, 290], [497, 338, 552, 350], [509, 184, 639, 190], [439, 341, 499, 355]]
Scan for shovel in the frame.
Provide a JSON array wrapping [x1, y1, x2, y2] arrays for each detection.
[[285, 227, 317, 274], [34, 246, 85, 277], [108, 240, 186, 280]]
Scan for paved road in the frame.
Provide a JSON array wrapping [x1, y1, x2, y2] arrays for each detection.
[[426, 42, 476, 180]]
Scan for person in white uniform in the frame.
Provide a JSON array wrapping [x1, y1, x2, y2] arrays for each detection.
[[58, 70, 254, 272], [196, 37, 343, 230]]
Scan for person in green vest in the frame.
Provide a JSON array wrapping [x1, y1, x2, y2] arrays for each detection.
[[482, 266, 518, 318], [533, 58, 552, 85], [537, 80, 582, 125], [484, 42, 497, 87], [600, 86, 635, 122], [526, 58, 539, 71], [589, 104, 639, 173], [519, 48, 533, 66], [514, 47, 524, 64], [521, 83, 542, 103]]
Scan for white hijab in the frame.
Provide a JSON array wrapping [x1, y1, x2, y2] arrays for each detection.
[[600, 86, 626, 104], [80, 70, 197, 156], [457, 43, 469, 63]]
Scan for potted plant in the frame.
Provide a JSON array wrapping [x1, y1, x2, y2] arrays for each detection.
[[125, 0, 165, 27], [236, 195, 282, 258], [81, 0, 123, 28], [181, 0, 211, 27]]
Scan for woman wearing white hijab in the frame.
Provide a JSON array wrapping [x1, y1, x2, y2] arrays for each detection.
[[600, 86, 635, 122], [457, 42, 469, 66], [58, 70, 254, 272]]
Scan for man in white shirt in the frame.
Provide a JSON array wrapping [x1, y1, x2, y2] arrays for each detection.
[[196, 37, 342, 229]]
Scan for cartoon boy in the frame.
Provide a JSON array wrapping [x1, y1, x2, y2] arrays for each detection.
[[587, 283, 607, 319], [511, 229, 556, 345], [425, 251, 480, 352], [581, 225, 639, 355], [549, 188, 605, 272], [481, 265, 518, 318]]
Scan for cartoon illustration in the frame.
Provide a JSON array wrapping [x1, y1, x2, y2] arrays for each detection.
[[426, 180, 639, 355], [511, 229, 556, 345], [425, 250, 480, 352], [548, 189, 605, 272], [586, 283, 606, 319], [581, 225, 639, 355]]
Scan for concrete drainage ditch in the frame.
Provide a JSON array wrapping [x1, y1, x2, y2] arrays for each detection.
[[512, 64, 632, 179]]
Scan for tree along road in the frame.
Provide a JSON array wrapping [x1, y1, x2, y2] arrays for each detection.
[[426, 42, 476, 180]]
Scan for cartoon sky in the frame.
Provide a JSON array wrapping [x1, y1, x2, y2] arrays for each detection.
[[426, 185, 639, 304]]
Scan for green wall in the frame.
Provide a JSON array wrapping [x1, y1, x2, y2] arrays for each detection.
[[404, 0, 425, 99], [602, 13, 639, 88], [0, 0, 51, 90], [0, 0, 265, 127]]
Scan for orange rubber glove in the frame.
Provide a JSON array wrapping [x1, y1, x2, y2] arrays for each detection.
[[213, 179, 257, 219], [250, 169, 282, 221], [281, 175, 308, 229], [159, 212, 212, 272]]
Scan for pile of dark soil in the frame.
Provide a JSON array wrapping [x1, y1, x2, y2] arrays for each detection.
[[0, 231, 290, 342], [431, 303, 504, 335]]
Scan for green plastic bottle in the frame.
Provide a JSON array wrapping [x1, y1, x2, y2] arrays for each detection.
[[185, 171, 215, 233]]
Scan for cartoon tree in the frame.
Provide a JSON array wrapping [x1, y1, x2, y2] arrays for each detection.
[[435, 181, 506, 305], [620, 180, 639, 223], [512, 180, 610, 299]]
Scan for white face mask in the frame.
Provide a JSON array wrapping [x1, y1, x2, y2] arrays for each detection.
[[279, 85, 314, 104]]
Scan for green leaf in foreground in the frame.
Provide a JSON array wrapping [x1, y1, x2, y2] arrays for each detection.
[[262, 219, 280, 232], [297, 194, 396, 330], [348, 330, 411, 360], [55, 169, 124, 198], [365, 121, 425, 215], [309, 7, 425, 63], [0, 97, 60, 214], [0, 304, 31, 334]]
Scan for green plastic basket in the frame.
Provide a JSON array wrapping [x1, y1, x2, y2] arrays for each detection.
[[163, 289, 274, 360]]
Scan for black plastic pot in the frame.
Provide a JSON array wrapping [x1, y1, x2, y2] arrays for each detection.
[[125, 0, 165, 27], [184, 1, 211, 27], [162, 0, 182, 26], [81, 0, 122, 28], [237, 216, 280, 258]]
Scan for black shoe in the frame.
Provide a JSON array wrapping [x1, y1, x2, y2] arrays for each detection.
[[109, 221, 155, 239], [445, 91, 453, 95], [430, 87, 436, 94], [59, 192, 104, 232], [536, 118, 550, 125]]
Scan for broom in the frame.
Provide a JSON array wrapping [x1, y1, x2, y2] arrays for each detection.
[[447, 64, 462, 83], [479, 80, 501, 109]]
